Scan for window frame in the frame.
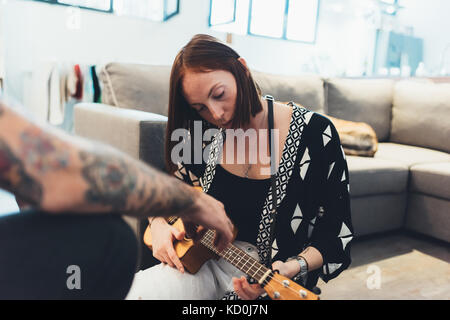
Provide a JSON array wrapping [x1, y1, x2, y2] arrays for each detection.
[[32, 0, 113, 13], [208, 0, 237, 27], [30, 0, 180, 21], [247, 0, 320, 44]]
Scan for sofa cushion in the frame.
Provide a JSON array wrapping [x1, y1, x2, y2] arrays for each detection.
[[252, 71, 325, 113], [100, 63, 171, 116], [375, 142, 450, 167], [406, 194, 450, 243], [391, 80, 450, 153], [346, 156, 408, 197], [409, 162, 450, 200], [325, 78, 394, 142], [351, 194, 407, 236]]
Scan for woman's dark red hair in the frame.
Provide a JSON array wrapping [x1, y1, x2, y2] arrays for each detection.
[[165, 34, 262, 174]]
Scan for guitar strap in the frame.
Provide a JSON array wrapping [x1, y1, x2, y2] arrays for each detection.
[[265, 95, 278, 268]]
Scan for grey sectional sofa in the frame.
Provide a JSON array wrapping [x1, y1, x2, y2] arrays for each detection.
[[74, 63, 450, 269]]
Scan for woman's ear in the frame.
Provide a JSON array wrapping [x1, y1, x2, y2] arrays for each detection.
[[237, 57, 250, 76]]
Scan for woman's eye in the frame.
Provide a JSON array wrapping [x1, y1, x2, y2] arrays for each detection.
[[213, 92, 224, 99]]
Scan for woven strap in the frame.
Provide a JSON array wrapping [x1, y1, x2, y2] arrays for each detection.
[[265, 95, 278, 267]]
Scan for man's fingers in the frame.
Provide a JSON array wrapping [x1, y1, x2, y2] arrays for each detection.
[[214, 222, 234, 252], [183, 221, 197, 239]]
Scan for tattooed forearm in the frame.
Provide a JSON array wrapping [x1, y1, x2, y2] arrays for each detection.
[[0, 139, 43, 206], [0, 98, 197, 217], [19, 128, 70, 174], [80, 151, 138, 209], [79, 149, 196, 218]]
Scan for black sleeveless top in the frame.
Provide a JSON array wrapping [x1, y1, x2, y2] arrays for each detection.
[[207, 164, 271, 246]]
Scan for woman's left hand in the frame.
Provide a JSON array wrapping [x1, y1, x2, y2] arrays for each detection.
[[233, 260, 292, 300]]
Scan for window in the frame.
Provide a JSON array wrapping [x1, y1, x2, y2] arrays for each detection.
[[30, 0, 179, 21], [209, 0, 236, 26], [209, 0, 320, 43], [58, 0, 111, 11], [248, 0, 286, 38], [114, 0, 179, 21], [32, 0, 112, 12]]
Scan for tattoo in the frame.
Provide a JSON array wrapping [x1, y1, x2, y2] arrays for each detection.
[[79, 149, 196, 217], [19, 128, 70, 174], [0, 139, 43, 206], [80, 151, 138, 209]]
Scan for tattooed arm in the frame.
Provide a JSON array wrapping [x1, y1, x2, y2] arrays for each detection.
[[0, 99, 233, 248]]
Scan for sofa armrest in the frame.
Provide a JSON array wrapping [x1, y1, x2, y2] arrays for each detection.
[[73, 103, 168, 266], [74, 103, 168, 162]]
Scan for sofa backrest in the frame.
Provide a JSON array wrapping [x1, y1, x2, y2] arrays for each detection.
[[252, 71, 325, 113], [100, 63, 171, 116], [390, 80, 450, 153], [99, 62, 326, 116], [99, 62, 450, 153], [325, 78, 394, 142]]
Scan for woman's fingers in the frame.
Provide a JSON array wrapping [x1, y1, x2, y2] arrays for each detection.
[[233, 276, 263, 300], [167, 244, 184, 273], [233, 277, 251, 300]]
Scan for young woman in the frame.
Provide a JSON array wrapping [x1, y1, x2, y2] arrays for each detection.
[[126, 34, 353, 300]]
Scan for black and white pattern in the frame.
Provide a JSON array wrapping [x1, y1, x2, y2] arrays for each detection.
[[256, 105, 311, 265], [174, 102, 353, 296], [200, 128, 225, 193]]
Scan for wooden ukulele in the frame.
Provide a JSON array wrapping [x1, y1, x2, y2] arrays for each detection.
[[143, 217, 319, 300]]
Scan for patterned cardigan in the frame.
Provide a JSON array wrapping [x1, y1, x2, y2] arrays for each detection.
[[173, 103, 354, 297]]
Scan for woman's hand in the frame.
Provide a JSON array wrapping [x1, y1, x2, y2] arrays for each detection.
[[233, 260, 300, 300], [150, 217, 186, 273], [232, 276, 265, 300]]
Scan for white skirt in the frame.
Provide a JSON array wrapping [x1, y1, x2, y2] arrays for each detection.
[[126, 241, 259, 300]]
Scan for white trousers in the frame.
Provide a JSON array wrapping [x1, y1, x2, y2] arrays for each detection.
[[126, 241, 259, 300]]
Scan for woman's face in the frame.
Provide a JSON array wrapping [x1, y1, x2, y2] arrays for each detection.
[[182, 69, 237, 129]]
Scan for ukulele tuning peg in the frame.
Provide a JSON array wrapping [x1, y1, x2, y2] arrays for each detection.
[[299, 290, 307, 298], [274, 291, 281, 299], [282, 280, 290, 287]]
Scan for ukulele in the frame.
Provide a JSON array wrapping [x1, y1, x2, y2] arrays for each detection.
[[143, 215, 319, 300]]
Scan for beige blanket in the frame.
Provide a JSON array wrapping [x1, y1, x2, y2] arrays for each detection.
[[326, 115, 378, 157], [282, 102, 378, 157]]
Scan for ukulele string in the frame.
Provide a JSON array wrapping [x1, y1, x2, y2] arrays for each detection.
[[201, 231, 311, 299]]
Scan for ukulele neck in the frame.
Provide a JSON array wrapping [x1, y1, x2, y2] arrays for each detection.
[[200, 230, 273, 286]]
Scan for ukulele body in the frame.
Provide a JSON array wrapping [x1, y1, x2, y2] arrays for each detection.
[[143, 218, 219, 274]]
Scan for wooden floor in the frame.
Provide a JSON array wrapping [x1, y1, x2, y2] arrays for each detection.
[[317, 231, 450, 300]]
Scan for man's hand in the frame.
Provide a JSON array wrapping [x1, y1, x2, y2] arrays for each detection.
[[182, 192, 234, 252]]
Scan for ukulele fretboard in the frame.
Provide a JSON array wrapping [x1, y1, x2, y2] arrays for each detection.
[[200, 230, 273, 285]]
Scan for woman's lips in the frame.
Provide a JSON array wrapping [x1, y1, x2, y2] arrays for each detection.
[[221, 119, 233, 128]]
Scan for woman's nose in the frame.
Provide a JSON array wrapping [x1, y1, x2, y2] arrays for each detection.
[[209, 105, 225, 122]]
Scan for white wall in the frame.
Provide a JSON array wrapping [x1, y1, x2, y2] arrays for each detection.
[[0, 0, 221, 105], [0, 0, 448, 110], [397, 0, 450, 75]]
